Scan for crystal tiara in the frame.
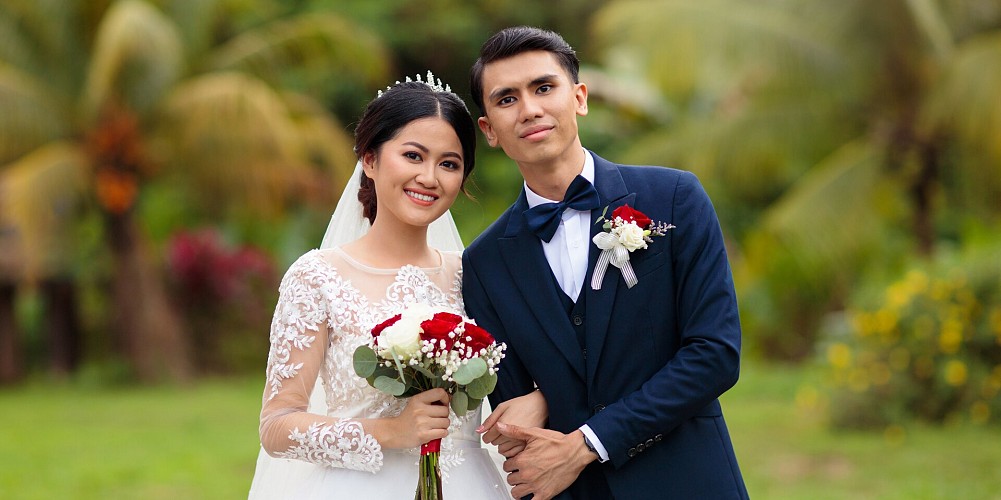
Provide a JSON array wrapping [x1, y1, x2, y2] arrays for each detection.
[[377, 70, 453, 98]]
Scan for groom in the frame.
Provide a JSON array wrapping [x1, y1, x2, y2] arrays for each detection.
[[462, 26, 748, 499]]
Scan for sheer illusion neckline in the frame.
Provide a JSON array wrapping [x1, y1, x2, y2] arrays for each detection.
[[329, 246, 445, 275]]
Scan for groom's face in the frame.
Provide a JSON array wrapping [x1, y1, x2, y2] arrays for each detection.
[[476, 50, 588, 169]]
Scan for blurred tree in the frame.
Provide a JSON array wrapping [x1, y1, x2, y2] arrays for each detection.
[[0, 0, 388, 381], [591, 0, 1001, 359]]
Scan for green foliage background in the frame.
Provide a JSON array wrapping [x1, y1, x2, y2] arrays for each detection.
[[0, 1, 1000, 493]]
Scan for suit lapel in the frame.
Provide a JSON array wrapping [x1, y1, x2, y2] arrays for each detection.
[[500, 192, 585, 380], [584, 153, 634, 386]]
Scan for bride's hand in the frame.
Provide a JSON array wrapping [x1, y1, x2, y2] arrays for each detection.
[[382, 388, 451, 449], [477, 389, 548, 457]]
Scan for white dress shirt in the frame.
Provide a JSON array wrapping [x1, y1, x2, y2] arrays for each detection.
[[523, 149, 610, 462]]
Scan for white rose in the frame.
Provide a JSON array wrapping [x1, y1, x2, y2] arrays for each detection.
[[377, 317, 423, 360], [401, 302, 434, 323], [613, 223, 648, 252]]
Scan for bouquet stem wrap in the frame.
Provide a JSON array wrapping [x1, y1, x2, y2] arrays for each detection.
[[417, 439, 443, 500]]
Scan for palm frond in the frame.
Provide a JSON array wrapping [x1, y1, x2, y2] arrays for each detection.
[[593, 0, 849, 98], [905, 0, 956, 61], [160, 0, 226, 59], [153, 72, 333, 216], [0, 63, 72, 164], [204, 12, 390, 93], [923, 31, 1001, 213], [0, 0, 83, 80], [758, 139, 899, 281], [0, 142, 90, 280], [82, 0, 184, 121]]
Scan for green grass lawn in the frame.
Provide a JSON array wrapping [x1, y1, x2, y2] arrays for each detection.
[[1, 361, 999, 499]]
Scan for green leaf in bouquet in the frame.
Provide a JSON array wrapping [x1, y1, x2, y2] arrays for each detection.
[[373, 375, 406, 396], [452, 357, 487, 385], [467, 396, 483, 412], [353, 345, 378, 378], [366, 365, 397, 386], [450, 390, 469, 415], [401, 369, 422, 397], [464, 371, 497, 400], [413, 363, 436, 380]]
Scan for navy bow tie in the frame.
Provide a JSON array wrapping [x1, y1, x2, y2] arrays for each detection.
[[524, 175, 601, 242]]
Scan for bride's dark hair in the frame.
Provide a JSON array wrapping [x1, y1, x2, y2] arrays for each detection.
[[353, 80, 477, 224]]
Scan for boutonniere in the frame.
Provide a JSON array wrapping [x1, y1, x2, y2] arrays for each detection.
[[591, 204, 675, 290]]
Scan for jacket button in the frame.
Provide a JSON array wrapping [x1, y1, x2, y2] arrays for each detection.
[[592, 404, 605, 415], [636, 443, 645, 452], [645, 438, 655, 447], [627, 447, 637, 457], [572, 314, 583, 326], [654, 434, 664, 442]]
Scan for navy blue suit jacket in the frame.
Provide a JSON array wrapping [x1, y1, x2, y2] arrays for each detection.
[[462, 153, 748, 499]]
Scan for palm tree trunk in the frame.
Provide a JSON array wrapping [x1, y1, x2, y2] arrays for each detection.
[[0, 281, 22, 384], [106, 213, 193, 382], [912, 142, 939, 256], [0, 282, 21, 382], [41, 278, 82, 375]]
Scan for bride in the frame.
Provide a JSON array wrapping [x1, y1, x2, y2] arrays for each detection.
[[248, 74, 544, 499]]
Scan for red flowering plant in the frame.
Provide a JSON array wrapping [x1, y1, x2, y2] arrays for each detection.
[[353, 302, 506, 500], [591, 204, 674, 290]]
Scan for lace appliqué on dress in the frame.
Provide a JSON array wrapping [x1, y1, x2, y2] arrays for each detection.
[[262, 250, 469, 476], [277, 419, 383, 473]]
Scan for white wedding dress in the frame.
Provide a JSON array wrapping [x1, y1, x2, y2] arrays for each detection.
[[249, 246, 509, 499]]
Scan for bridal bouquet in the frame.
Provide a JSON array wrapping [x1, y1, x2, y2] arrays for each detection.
[[353, 302, 506, 500]]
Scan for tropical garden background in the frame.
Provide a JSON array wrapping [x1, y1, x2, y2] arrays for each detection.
[[1, 0, 999, 498]]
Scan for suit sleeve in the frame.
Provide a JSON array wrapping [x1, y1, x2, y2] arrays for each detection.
[[462, 249, 536, 407], [584, 171, 742, 468]]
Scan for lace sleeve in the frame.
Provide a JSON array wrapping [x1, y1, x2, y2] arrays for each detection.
[[258, 253, 383, 473]]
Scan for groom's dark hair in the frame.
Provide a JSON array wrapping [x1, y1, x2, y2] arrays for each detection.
[[470, 26, 580, 116]]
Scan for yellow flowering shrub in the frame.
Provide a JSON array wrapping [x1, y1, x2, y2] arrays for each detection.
[[825, 262, 1001, 429]]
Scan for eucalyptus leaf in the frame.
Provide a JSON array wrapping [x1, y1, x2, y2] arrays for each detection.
[[414, 364, 436, 379], [373, 375, 405, 396], [352, 345, 377, 378], [465, 371, 497, 400], [467, 396, 483, 412], [451, 390, 469, 415], [452, 358, 487, 385]]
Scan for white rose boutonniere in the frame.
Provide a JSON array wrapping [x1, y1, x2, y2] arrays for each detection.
[[591, 204, 675, 290]]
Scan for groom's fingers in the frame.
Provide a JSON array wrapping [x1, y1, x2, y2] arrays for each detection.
[[498, 440, 525, 457], [495, 422, 531, 441]]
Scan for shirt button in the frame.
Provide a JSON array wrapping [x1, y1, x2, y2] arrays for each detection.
[[572, 315, 583, 326]]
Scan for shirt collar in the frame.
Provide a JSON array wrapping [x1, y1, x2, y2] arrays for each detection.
[[524, 149, 595, 208]]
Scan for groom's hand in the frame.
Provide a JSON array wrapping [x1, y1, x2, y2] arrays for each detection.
[[495, 423, 596, 500], [479, 390, 548, 458]]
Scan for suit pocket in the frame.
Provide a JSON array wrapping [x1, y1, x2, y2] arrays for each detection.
[[631, 250, 668, 280]]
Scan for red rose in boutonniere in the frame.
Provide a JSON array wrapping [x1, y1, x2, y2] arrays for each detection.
[[612, 205, 652, 228], [591, 204, 675, 290]]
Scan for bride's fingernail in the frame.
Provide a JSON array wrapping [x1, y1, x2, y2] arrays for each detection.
[[475, 425, 485, 433]]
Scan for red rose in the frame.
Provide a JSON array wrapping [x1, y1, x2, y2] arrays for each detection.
[[612, 205, 652, 228], [421, 312, 463, 352], [462, 322, 494, 353], [371, 314, 401, 337]]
